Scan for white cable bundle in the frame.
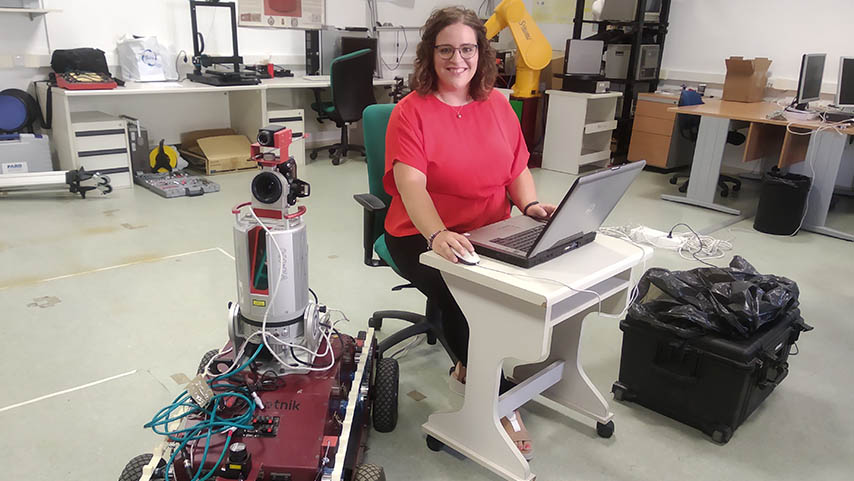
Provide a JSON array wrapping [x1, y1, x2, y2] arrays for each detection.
[[599, 224, 733, 262]]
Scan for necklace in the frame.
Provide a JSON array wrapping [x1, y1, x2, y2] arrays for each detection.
[[436, 92, 470, 119]]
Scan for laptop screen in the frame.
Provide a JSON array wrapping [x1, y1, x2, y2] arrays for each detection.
[[529, 161, 644, 257]]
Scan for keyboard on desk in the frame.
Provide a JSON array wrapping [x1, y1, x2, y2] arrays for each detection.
[[490, 224, 545, 252], [302, 75, 331, 81]]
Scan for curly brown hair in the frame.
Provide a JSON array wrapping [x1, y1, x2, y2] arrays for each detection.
[[411, 6, 497, 101]]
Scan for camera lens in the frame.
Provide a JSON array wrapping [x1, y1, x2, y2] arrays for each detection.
[[251, 172, 283, 204], [257, 130, 272, 147]]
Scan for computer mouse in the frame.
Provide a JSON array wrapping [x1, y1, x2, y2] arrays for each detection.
[[451, 248, 480, 266]]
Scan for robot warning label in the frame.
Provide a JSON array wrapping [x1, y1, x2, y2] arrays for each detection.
[[253, 299, 267, 307]]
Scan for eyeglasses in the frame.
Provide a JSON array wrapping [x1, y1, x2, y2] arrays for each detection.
[[434, 44, 478, 60]]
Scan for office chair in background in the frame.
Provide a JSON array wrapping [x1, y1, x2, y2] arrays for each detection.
[[309, 49, 376, 165], [353, 103, 457, 364], [670, 88, 745, 197]]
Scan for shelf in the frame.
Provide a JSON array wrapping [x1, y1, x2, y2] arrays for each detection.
[[578, 19, 665, 28], [0, 7, 60, 19], [579, 148, 612, 166], [584, 120, 618, 134]]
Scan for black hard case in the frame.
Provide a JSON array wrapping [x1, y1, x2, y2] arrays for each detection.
[[612, 309, 806, 443]]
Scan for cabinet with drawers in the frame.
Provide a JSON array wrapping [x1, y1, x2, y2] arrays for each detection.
[[69, 111, 132, 188], [265, 104, 305, 166], [627, 93, 689, 169]]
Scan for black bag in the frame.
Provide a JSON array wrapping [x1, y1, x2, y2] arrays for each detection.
[[50, 48, 111, 75], [627, 256, 801, 340]]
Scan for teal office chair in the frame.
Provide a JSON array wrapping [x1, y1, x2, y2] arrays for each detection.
[[354, 103, 457, 363], [309, 49, 376, 165]]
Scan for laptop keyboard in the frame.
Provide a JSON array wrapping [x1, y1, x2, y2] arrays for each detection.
[[491, 225, 545, 252]]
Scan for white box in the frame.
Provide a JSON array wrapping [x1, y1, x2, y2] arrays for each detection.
[[266, 105, 306, 166], [0, 133, 52, 173]]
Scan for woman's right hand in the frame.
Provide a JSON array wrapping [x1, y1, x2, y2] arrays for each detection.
[[431, 230, 475, 263]]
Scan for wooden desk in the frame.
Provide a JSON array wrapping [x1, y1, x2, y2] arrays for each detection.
[[420, 236, 652, 481], [661, 99, 853, 241]]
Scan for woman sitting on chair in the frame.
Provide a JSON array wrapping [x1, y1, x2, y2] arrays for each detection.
[[382, 6, 555, 461]]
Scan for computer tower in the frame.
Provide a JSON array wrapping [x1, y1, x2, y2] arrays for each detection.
[[305, 30, 320, 75], [636, 44, 661, 80], [605, 44, 631, 78]]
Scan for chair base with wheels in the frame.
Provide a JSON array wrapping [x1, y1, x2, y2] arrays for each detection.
[[670, 173, 742, 198], [368, 298, 458, 364], [308, 119, 366, 165]]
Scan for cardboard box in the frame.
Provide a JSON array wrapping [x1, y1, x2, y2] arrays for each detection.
[[539, 51, 565, 92], [179, 129, 255, 175], [722, 57, 772, 103]]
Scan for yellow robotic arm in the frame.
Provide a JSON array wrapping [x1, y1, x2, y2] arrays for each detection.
[[485, 0, 552, 98]]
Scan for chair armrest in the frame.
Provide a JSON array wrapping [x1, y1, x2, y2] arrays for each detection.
[[353, 193, 388, 267], [354, 193, 386, 212]]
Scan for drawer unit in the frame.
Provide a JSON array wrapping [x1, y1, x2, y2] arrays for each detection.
[[628, 94, 686, 169], [70, 111, 132, 188], [266, 105, 305, 166]]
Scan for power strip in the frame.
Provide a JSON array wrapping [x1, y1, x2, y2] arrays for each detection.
[[628, 226, 684, 249]]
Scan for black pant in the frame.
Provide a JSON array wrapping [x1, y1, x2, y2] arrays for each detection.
[[385, 233, 514, 394]]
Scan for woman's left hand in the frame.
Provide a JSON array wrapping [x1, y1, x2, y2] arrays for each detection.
[[525, 203, 557, 220]]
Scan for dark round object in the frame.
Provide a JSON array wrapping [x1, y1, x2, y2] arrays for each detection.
[[754, 170, 811, 235], [0, 89, 40, 133], [309, 150, 318, 160], [720, 189, 729, 198], [352, 463, 386, 481], [257, 130, 274, 146], [596, 421, 614, 438], [228, 442, 248, 463], [678, 183, 688, 193], [372, 358, 399, 433], [251, 171, 284, 204], [669, 177, 678, 185], [426, 435, 444, 452], [197, 349, 221, 375], [119, 453, 165, 481], [732, 183, 741, 192], [332, 156, 341, 166], [368, 316, 382, 330]]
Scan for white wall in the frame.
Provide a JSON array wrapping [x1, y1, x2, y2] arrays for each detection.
[[662, 0, 854, 93]]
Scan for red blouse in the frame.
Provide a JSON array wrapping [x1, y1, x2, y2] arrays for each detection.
[[383, 89, 529, 237]]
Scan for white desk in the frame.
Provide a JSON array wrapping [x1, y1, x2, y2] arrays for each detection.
[[420, 235, 652, 481], [39, 77, 396, 175]]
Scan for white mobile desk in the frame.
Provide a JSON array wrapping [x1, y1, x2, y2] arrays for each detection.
[[420, 235, 652, 481], [38, 77, 395, 174]]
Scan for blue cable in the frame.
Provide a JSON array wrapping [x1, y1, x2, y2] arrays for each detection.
[[146, 344, 264, 481]]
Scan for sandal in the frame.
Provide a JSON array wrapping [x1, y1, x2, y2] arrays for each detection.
[[501, 410, 534, 461], [448, 365, 465, 396]]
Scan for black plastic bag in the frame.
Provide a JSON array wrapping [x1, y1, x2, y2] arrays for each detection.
[[627, 256, 800, 339]]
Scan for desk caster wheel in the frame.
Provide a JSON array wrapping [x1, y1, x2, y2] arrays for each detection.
[[669, 177, 678, 185], [733, 184, 741, 192], [309, 150, 318, 160], [332, 156, 341, 166], [596, 421, 614, 438], [426, 435, 444, 452], [720, 189, 729, 198], [678, 183, 688, 193]]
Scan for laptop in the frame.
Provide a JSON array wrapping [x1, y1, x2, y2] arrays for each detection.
[[467, 161, 645, 268]]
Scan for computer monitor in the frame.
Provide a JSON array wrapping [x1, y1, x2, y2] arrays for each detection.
[[836, 57, 854, 109], [794, 53, 826, 110], [564, 39, 604, 75], [341, 36, 378, 76]]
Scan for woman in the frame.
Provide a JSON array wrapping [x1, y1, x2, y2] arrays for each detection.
[[382, 7, 555, 460]]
